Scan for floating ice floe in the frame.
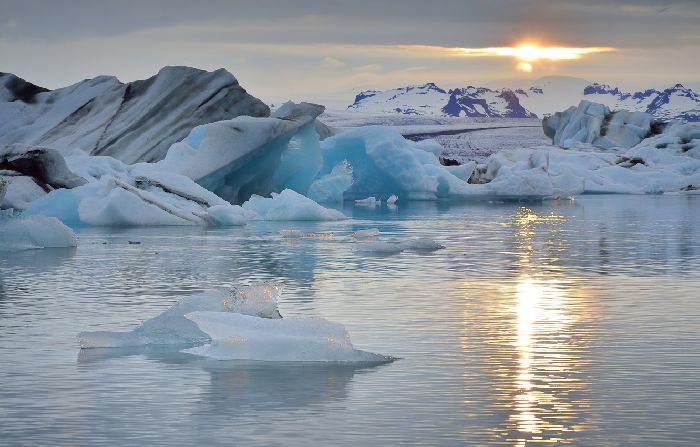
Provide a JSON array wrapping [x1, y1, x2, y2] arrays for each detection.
[[355, 196, 380, 206], [354, 237, 445, 254], [350, 228, 380, 238], [183, 312, 388, 362], [0, 215, 77, 250], [279, 228, 335, 239], [242, 189, 346, 221], [78, 283, 283, 348], [79, 282, 390, 363]]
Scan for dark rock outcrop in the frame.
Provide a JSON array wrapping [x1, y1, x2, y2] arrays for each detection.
[[0, 145, 87, 191]]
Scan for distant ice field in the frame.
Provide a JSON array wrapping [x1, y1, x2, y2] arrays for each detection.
[[321, 111, 548, 162]]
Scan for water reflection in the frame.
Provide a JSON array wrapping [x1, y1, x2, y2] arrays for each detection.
[[489, 207, 593, 445], [78, 346, 384, 413]]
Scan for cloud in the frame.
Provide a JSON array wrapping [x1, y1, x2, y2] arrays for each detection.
[[320, 56, 346, 69]]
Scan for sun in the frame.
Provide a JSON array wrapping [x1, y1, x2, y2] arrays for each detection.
[[517, 62, 533, 73]]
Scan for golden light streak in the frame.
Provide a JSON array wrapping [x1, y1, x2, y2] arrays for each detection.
[[457, 44, 616, 61]]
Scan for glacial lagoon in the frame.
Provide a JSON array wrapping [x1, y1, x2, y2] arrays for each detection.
[[1, 195, 699, 446]]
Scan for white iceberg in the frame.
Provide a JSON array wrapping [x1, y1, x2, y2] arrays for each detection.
[[0, 215, 77, 250], [355, 196, 380, 206], [183, 311, 389, 362], [79, 282, 390, 363], [78, 283, 283, 349], [543, 100, 653, 149], [242, 189, 346, 221], [474, 110, 700, 196]]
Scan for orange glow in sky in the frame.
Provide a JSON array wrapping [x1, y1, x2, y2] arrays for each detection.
[[454, 43, 616, 72]]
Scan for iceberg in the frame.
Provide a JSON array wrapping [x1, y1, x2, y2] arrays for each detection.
[[1, 175, 47, 210], [543, 100, 655, 149], [306, 161, 353, 204], [158, 102, 325, 204], [78, 283, 283, 349], [242, 189, 346, 221], [317, 126, 545, 200], [25, 165, 252, 227], [355, 196, 380, 206], [467, 102, 700, 196], [183, 311, 389, 362], [0, 67, 270, 164], [1, 145, 87, 210], [0, 215, 77, 250], [79, 282, 390, 363]]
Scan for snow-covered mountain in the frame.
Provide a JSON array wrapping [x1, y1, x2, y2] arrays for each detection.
[[347, 76, 700, 121]]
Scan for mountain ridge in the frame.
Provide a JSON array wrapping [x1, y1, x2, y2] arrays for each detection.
[[347, 77, 700, 121]]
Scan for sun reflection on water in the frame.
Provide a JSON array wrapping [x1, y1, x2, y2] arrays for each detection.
[[491, 207, 592, 445]]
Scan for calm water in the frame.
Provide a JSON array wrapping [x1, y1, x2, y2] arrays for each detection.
[[1, 195, 699, 446]]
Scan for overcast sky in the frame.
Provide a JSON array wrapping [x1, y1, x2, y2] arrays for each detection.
[[1, 0, 698, 107]]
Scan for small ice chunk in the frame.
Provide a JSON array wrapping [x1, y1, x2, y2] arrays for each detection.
[[183, 311, 390, 362], [280, 228, 304, 238], [302, 231, 335, 239], [355, 196, 379, 206], [0, 215, 77, 251], [280, 229, 335, 239], [400, 237, 445, 251], [386, 195, 398, 205], [229, 282, 282, 319], [351, 228, 380, 238], [354, 241, 404, 254]]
